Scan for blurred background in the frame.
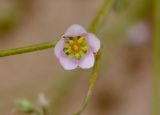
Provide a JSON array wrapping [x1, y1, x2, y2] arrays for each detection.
[[0, 0, 151, 115]]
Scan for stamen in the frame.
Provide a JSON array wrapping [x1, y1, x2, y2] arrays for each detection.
[[75, 53, 80, 58], [67, 46, 72, 53], [69, 40, 74, 45], [73, 44, 79, 51], [81, 46, 88, 52], [63, 36, 88, 59], [78, 37, 84, 44]]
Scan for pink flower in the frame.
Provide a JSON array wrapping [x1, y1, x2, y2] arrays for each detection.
[[54, 24, 100, 70]]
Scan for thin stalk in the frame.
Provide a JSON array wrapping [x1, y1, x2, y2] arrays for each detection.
[[152, 0, 160, 115], [88, 0, 113, 33], [0, 41, 56, 57], [41, 106, 49, 115], [0, 0, 112, 57], [73, 0, 113, 114], [35, 109, 42, 115], [0, 0, 113, 115], [72, 51, 101, 115]]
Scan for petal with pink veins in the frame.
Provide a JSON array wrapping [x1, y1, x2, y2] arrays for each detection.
[[54, 39, 65, 58], [84, 33, 100, 53], [79, 52, 95, 69], [59, 57, 78, 70], [64, 24, 86, 37]]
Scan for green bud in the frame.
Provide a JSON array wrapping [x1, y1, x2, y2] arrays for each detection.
[[14, 99, 35, 113]]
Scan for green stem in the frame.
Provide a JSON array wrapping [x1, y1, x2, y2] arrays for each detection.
[[0, 41, 56, 57], [41, 106, 49, 115], [73, 52, 101, 115], [35, 109, 42, 115], [1, 0, 113, 115], [88, 0, 113, 33], [73, 0, 113, 115], [152, 0, 160, 115], [0, 0, 112, 57]]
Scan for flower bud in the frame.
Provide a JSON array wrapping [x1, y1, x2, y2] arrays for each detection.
[[14, 99, 35, 113]]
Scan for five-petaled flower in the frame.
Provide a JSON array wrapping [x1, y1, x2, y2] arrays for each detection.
[[54, 24, 100, 70]]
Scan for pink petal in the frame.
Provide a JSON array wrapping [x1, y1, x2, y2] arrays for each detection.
[[79, 51, 95, 69], [64, 24, 87, 37], [59, 57, 78, 70], [84, 33, 100, 53], [54, 39, 65, 58]]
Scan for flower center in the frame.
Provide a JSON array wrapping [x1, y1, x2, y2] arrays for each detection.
[[63, 36, 88, 59]]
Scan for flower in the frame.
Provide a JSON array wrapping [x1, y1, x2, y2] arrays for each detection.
[[54, 24, 100, 70]]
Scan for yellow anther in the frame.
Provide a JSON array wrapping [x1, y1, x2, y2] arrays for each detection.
[[69, 40, 74, 45], [75, 53, 80, 58], [78, 37, 84, 44], [73, 44, 79, 51], [81, 46, 88, 51], [67, 46, 72, 53], [63, 36, 89, 59]]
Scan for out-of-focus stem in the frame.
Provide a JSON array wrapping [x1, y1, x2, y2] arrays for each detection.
[[152, 0, 160, 115], [73, 0, 113, 115], [0, 41, 56, 57], [35, 109, 42, 115], [88, 0, 113, 33], [42, 106, 49, 115]]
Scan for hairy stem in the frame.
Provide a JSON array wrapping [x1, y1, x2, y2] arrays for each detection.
[[0, 41, 56, 57]]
